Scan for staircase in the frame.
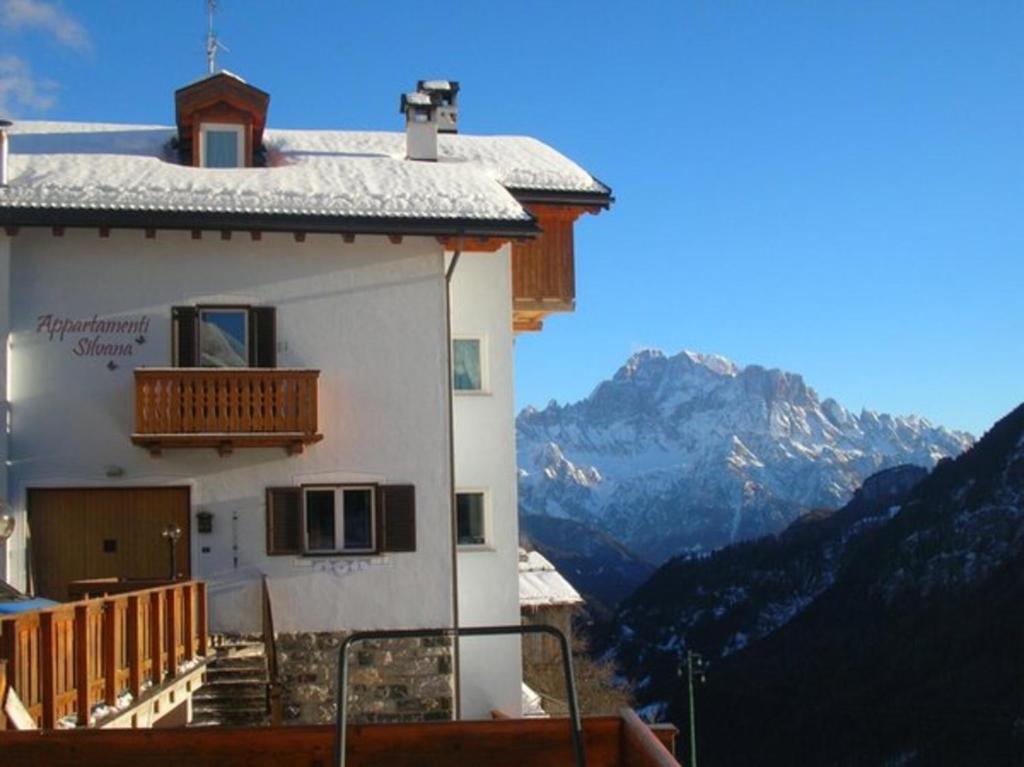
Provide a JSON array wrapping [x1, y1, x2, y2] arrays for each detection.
[[190, 636, 270, 727]]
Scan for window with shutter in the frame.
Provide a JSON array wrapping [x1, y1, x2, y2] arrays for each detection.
[[379, 484, 416, 553], [171, 306, 198, 366], [172, 305, 277, 368], [266, 487, 302, 555]]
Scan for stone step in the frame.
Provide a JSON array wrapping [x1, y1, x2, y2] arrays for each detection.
[[194, 699, 268, 715], [194, 683, 268, 703], [209, 655, 267, 670], [206, 664, 266, 681], [190, 712, 269, 728]]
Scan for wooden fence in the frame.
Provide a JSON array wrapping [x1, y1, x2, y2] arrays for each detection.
[[0, 581, 207, 729]]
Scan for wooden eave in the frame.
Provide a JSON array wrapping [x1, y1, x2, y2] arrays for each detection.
[[0, 208, 542, 241]]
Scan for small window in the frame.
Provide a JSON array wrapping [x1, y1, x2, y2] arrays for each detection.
[[456, 491, 487, 547], [200, 123, 245, 168], [198, 308, 249, 367], [453, 338, 484, 392], [303, 486, 376, 554]]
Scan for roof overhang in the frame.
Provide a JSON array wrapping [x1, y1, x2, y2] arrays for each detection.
[[509, 186, 614, 210], [0, 207, 541, 239]]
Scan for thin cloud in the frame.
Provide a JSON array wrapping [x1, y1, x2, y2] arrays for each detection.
[[0, 54, 58, 115], [1, 0, 92, 54]]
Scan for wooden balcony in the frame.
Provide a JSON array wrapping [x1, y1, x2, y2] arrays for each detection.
[[132, 368, 322, 455], [0, 581, 209, 729], [512, 205, 595, 333]]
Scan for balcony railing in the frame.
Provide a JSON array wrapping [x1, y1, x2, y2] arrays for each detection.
[[0, 581, 208, 729], [132, 368, 322, 455]]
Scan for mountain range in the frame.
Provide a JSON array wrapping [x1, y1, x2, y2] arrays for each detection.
[[600, 401, 1024, 765], [517, 349, 973, 568]]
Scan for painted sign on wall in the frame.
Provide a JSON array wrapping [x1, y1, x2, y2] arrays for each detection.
[[36, 313, 151, 360]]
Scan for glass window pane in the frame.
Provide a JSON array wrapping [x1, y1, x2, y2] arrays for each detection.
[[306, 490, 335, 551], [205, 129, 239, 168], [343, 489, 374, 550], [456, 493, 485, 545], [453, 339, 482, 391], [199, 309, 248, 367]]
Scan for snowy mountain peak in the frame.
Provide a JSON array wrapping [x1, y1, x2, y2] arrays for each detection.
[[518, 348, 974, 562]]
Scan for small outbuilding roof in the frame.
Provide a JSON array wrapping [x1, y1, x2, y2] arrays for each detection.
[[518, 548, 583, 608]]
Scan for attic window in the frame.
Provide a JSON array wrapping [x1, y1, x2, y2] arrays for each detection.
[[200, 123, 245, 168]]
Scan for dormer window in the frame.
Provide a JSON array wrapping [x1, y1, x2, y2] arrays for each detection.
[[174, 71, 269, 168], [200, 123, 245, 168]]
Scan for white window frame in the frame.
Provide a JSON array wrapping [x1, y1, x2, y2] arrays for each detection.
[[452, 335, 489, 395], [197, 306, 250, 368], [199, 122, 246, 168], [302, 485, 377, 554], [455, 488, 491, 550]]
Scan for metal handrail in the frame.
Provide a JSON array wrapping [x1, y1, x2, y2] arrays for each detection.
[[334, 624, 585, 767]]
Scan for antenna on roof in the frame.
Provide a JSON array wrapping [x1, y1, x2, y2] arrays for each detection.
[[205, 0, 229, 74]]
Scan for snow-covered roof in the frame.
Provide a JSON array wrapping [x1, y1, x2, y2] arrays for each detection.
[[518, 548, 583, 608], [0, 121, 609, 231]]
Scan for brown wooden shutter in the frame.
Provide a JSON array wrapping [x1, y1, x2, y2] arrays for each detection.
[[379, 484, 416, 552], [171, 306, 197, 367], [249, 306, 277, 368], [266, 487, 302, 555]]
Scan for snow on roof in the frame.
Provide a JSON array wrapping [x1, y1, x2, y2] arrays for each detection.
[[0, 121, 608, 223], [519, 548, 583, 608]]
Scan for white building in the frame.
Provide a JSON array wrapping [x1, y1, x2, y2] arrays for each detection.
[[0, 72, 610, 721]]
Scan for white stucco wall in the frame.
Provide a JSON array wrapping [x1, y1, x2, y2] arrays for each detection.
[[450, 245, 523, 719], [0, 234, 10, 582], [5, 228, 455, 634]]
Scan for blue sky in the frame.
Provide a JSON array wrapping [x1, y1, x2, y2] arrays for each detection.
[[2, 1, 1020, 435]]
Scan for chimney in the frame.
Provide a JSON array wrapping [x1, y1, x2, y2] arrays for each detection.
[[417, 80, 459, 134], [400, 91, 438, 162], [0, 119, 11, 187]]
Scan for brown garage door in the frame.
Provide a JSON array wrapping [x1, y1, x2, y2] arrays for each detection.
[[28, 487, 191, 600]]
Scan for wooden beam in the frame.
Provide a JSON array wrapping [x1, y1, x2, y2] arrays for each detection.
[[99, 227, 110, 238], [250, 231, 262, 242], [293, 232, 306, 243], [220, 230, 232, 241], [191, 229, 202, 240], [387, 234, 403, 245], [51, 227, 64, 237], [342, 233, 355, 244], [74, 605, 90, 726], [145, 229, 156, 239], [3, 226, 18, 237]]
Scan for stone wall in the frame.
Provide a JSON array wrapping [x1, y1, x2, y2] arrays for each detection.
[[276, 632, 454, 725]]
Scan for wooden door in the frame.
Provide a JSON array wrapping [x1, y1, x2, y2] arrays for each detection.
[[28, 487, 191, 600]]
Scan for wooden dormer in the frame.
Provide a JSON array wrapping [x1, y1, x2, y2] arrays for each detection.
[[174, 71, 270, 168]]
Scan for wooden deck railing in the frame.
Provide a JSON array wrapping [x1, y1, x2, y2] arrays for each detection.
[[132, 368, 322, 454], [0, 581, 208, 729], [0, 713, 680, 766]]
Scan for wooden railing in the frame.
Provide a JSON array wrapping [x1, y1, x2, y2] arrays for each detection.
[[132, 368, 322, 454], [0, 713, 680, 766], [0, 581, 208, 729]]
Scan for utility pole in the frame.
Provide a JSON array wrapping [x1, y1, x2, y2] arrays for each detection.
[[686, 650, 705, 767]]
